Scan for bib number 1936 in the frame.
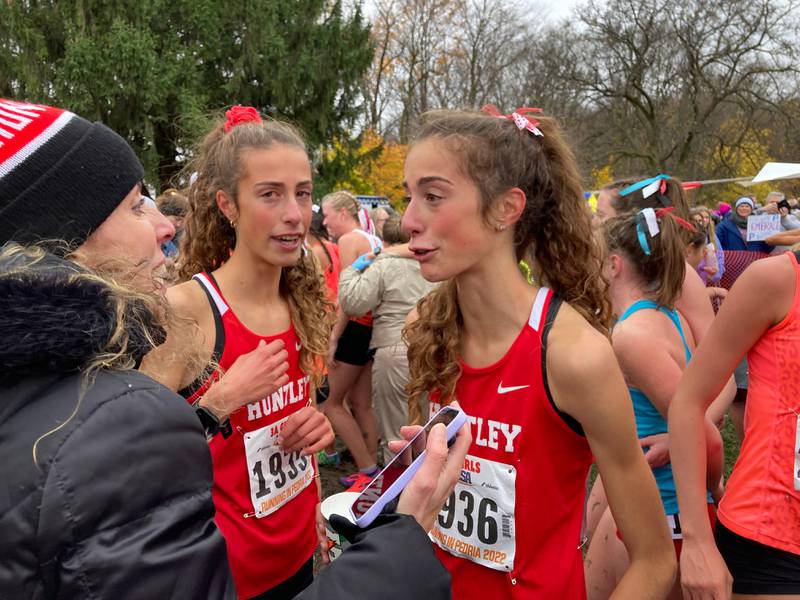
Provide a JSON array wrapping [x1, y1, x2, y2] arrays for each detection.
[[430, 455, 516, 572]]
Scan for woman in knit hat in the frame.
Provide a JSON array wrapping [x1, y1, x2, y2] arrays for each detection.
[[0, 97, 236, 598], [0, 98, 467, 600]]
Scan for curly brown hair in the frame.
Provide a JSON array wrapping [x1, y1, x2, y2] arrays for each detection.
[[404, 109, 612, 424], [177, 115, 333, 383]]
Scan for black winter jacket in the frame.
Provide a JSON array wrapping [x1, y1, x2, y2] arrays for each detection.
[[0, 247, 452, 600], [0, 248, 235, 599]]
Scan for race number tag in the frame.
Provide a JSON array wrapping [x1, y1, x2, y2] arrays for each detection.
[[244, 414, 314, 518], [794, 413, 800, 491], [666, 514, 683, 540], [430, 454, 516, 572]]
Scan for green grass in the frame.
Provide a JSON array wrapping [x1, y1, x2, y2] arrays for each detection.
[[721, 415, 741, 480]]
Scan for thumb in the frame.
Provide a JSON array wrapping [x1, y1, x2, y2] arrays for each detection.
[[412, 423, 447, 484]]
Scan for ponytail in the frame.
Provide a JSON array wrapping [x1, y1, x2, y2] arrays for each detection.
[[603, 209, 687, 308], [404, 108, 612, 422]]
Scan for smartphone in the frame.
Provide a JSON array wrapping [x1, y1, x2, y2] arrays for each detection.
[[778, 199, 791, 212], [349, 405, 468, 528]]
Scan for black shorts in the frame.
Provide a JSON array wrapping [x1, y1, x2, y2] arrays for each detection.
[[333, 320, 373, 366], [716, 521, 800, 594], [248, 557, 313, 600]]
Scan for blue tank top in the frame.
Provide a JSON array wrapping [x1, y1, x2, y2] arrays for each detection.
[[617, 300, 709, 515]]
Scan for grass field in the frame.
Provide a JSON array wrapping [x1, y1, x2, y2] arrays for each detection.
[[721, 415, 741, 480]]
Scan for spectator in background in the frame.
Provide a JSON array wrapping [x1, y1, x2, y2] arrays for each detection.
[[690, 207, 724, 285], [338, 215, 437, 460], [307, 208, 341, 301], [155, 188, 189, 258], [716, 197, 773, 254], [370, 206, 391, 239]]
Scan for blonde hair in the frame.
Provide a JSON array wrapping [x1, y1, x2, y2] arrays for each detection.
[[404, 109, 611, 424], [177, 114, 332, 384], [322, 190, 376, 234], [322, 190, 360, 221], [0, 243, 169, 466]]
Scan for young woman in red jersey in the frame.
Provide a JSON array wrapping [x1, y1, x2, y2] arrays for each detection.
[[402, 108, 676, 599], [321, 190, 384, 484], [142, 107, 334, 600], [670, 251, 800, 599]]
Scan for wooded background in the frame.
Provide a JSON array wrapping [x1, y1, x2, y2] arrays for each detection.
[[3, 0, 798, 206]]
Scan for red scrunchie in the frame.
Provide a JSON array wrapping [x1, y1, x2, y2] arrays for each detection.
[[224, 105, 262, 132]]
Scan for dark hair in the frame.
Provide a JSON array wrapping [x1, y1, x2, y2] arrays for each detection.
[[382, 215, 408, 245], [156, 188, 189, 218], [603, 211, 686, 308], [602, 176, 694, 244], [309, 209, 330, 241], [404, 109, 611, 423]]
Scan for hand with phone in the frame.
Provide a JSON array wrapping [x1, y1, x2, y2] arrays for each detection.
[[349, 405, 468, 527], [394, 415, 471, 532]]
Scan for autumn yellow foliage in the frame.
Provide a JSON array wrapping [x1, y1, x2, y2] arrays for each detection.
[[336, 130, 408, 210]]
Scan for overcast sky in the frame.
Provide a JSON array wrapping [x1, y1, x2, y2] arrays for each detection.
[[541, 0, 580, 21]]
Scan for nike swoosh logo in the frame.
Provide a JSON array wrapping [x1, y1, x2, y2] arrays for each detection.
[[296, 341, 302, 351], [497, 383, 530, 394]]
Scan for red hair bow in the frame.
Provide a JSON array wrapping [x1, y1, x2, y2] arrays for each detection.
[[655, 207, 696, 232], [481, 105, 544, 137], [224, 105, 262, 132]]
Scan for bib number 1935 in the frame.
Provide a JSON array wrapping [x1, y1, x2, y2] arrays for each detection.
[[244, 414, 315, 518]]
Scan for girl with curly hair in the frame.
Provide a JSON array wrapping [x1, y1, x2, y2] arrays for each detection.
[[402, 107, 675, 598], [143, 106, 335, 600]]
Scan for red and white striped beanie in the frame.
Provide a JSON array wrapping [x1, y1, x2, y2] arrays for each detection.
[[0, 98, 144, 249]]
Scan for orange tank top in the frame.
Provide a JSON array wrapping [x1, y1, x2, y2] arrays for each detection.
[[717, 251, 800, 556]]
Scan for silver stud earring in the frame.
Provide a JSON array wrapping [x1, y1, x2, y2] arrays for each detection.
[[496, 224, 507, 232]]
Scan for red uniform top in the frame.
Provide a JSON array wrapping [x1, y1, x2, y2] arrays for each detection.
[[429, 288, 593, 599], [321, 240, 341, 301], [718, 251, 800, 556], [183, 273, 318, 598]]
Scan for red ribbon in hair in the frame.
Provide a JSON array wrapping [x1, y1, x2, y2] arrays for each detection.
[[224, 105, 262, 132], [481, 105, 544, 137], [655, 207, 696, 232]]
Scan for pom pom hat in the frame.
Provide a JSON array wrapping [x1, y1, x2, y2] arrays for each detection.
[[0, 98, 144, 248]]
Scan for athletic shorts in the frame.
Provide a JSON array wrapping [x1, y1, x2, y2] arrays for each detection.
[[716, 521, 800, 595], [333, 320, 373, 366], [733, 357, 749, 391]]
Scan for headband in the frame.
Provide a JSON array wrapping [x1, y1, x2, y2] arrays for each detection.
[[481, 105, 544, 137]]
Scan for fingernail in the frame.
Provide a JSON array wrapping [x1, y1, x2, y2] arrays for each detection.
[[430, 422, 445, 441]]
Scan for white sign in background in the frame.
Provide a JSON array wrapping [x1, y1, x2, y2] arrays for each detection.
[[746, 214, 781, 242]]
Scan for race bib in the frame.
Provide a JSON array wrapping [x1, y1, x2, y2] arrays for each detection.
[[667, 514, 683, 540], [244, 414, 314, 518], [794, 413, 800, 491], [430, 454, 516, 572]]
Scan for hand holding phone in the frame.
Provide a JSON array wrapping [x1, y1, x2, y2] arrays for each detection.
[[395, 414, 472, 533], [349, 405, 469, 528]]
